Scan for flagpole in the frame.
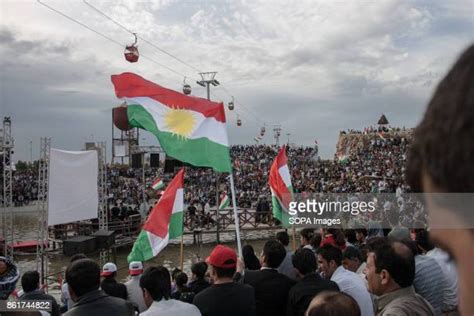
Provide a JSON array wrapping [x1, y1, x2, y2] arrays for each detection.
[[180, 187, 185, 271], [292, 225, 297, 252], [180, 233, 184, 271], [229, 173, 243, 258]]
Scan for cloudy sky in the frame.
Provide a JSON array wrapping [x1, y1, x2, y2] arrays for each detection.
[[0, 0, 472, 162]]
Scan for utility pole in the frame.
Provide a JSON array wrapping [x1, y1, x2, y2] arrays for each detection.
[[30, 140, 33, 162], [286, 133, 290, 146]]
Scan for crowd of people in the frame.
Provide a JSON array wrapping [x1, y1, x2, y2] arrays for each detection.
[[0, 227, 463, 316], [5, 132, 411, 225]]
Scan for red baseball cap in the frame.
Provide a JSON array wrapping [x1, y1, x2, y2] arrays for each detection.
[[206, 245, 237, 268]]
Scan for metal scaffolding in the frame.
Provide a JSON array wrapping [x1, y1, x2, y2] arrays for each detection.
[[36, 137, 51, 285], [1, 117, 14, 257], [97, 142, 110, 265]]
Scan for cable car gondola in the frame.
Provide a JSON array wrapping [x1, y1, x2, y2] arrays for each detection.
[[237, 115, 242, 127], [182, 77, 192, 95], [124, 33, 139, 63], [260, 126, 266, 136], [228, 96, 234, 111]]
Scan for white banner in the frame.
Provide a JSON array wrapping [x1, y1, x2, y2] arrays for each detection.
[[48, 148, 98, 226]]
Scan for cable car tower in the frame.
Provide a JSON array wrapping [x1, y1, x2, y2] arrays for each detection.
[[273, 125, 282, 146]]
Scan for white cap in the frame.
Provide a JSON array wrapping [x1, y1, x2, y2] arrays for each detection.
[[101, 262, 117, 277], [129, 261, 144, 276]]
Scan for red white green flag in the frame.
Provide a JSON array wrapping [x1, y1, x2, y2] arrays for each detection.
[[127, 168, 184, 262], [111, 73, 231, 173], [151, 177, 164, 190], [269, 146, 294, 227], [219, 192, 230, 210]]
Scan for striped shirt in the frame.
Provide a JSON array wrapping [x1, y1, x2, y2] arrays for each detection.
[[413, 255, 445, 315], [426, 248, 459, 312]]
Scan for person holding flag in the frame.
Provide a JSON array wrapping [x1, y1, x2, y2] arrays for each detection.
[[151, 177, 164, 190], [218, 192, 230, 210]]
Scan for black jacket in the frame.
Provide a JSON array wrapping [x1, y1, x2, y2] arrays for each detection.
[[21, 290, 61, 316], [193, 282, 256, 316], [64, 289, 134, 316], [100, 277, 128, 300], [287, 273, 340, 316], [188, 278, 211, 295], [243, 269, 295, 316]]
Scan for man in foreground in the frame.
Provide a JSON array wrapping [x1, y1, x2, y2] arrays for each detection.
[[139, 266, 201, 316], [317, 245, 374, 316], [64, 258, 134, 316], [365, 238, 434, 316], [406, 44, 474, 316], [193, 245, 256, 316], [20, 271, 60, 316]]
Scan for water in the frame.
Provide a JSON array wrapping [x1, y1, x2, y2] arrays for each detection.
[[1, 204, 276, 301]]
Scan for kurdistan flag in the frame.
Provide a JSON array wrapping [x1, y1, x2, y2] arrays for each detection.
[[151, 177, 164, 190], [128, 168, 184, 262], [219, 193, 230, 210], [269, 146, 294, 227], [111, 73, 232, 173]]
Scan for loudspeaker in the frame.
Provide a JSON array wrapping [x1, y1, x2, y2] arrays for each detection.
[[164, 158, 175, 173], [91, 230, 116, 249], [113, 106, 132, 131], [63, 236, 97, 256], [150, 154, 160, 168], [131, 153, 143, 169]]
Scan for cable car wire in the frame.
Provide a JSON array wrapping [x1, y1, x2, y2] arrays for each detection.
[[37, 0, 188, 78], [37, 0, 276, 130], [82, 0, 202, 73]]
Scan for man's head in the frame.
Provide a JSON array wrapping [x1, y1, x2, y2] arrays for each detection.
[[206, 245, 237, 282], [276, 231, 290, 247], [0, 256, 19, 299], [139, 266, 171, 308], [66, 259, 101, 301], [306, 291, 361, 316], [21, 271, 40, 293], [70, 253, 87, 263], [299, 228, 314, 246], [316, 245, 342, 279], [175, 272, 188, 288], [405, 44, 474, 315], [191, 261, 208, 280], [342, 246, 363, 273], [364, 238, 415, 296], [261, 240, 286, 268], [292, 248, 317, 279]]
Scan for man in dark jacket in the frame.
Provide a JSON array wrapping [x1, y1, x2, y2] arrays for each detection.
[[100, 262, 128, 300], [287, 248, 340, 316], [193, 245, 256, 316], [20, 271, 60, 316], [237, 240, 295, 316], [64, 258, 134, 316]]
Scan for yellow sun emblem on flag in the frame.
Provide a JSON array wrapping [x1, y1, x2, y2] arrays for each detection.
[[164, 107, 196, 138]]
